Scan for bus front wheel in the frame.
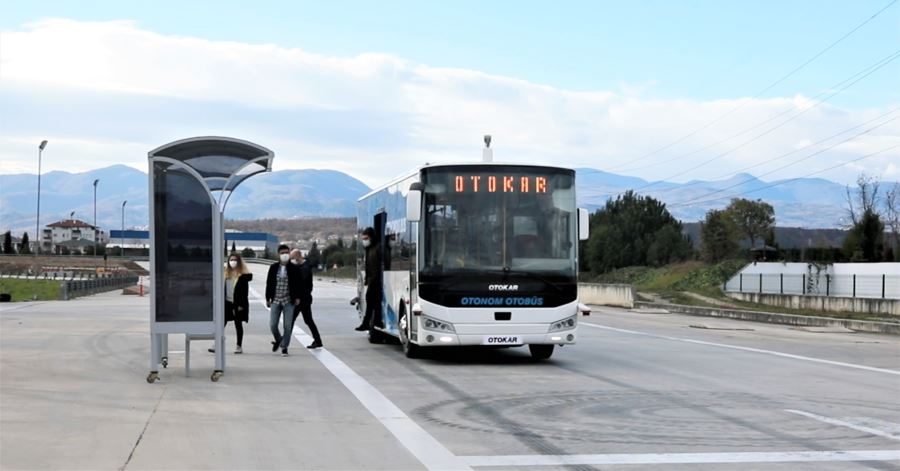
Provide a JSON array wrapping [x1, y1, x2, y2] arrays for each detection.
[[529, 344, 554, 360]]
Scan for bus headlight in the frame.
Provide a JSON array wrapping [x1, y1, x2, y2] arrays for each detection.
[[549, 314, 577, 332], [422, 315, 455, 333]]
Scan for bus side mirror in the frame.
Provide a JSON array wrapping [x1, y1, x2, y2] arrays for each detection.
[[578, 208, 589, 241], [407, 190, 422, 222]]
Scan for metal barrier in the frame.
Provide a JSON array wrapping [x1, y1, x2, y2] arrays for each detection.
[[60, 276, 139, 300], [725, 273, 899, 300]]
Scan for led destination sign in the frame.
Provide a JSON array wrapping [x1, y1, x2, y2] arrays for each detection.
[[454, 175, 548, 193]]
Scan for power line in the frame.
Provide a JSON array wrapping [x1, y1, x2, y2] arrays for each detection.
[[668, 113, 899, 206], [580, 48, 900, 199], [599, 0, 899, 174], [668, 143, 900, 208]]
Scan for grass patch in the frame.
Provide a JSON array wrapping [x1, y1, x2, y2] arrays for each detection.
[[0, 278, 61, 301]]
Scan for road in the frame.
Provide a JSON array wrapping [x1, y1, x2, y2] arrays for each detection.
[[1, 261, 897, 470]]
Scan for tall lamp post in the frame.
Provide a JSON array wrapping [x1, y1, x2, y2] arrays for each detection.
[[121, 200, 127, 257], [35, 140, 48, 258], [93, 179, 99, 257]]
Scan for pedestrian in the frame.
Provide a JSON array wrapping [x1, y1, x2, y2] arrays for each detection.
[[211, 253, 253, 354], [291, 249, 322, 348], [355, 227, 382, 331], [266, 244, 301, 356]]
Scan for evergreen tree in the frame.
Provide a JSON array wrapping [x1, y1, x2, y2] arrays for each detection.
[[307, 242, 321, 268], [585, 191, 691, 273], [2, 231, 12, 254], [700, 209, 738, 263], [843, 209, 884, 262], [20, 232, 31, 254]]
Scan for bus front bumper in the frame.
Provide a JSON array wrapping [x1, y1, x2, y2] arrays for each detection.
[[415, 329, 576, 347]]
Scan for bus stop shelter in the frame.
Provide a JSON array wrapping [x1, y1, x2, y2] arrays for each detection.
[[146, 137, 273, 383]]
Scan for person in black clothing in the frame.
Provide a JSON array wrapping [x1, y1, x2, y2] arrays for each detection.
[[266, 244, 302, 356], [209, 253, 252, 354], [290, 249, 322, 348], [355, 227, 382, 331]]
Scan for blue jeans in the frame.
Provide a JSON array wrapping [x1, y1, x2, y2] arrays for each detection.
[[269, 301, 296, 348]]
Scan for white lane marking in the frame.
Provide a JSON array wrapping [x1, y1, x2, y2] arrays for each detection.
[[581, 322, 900, 376], [786, 409, 900, 441], [459, 450, 900, 466], [248, 287, 471, 471]]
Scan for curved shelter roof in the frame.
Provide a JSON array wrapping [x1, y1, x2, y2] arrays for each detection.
[[148, 136, 274, 193]]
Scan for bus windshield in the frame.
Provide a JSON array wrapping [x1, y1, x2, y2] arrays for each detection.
[[421, 165, 576, 277]]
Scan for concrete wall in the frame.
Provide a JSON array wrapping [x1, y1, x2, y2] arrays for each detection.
[[578, 283, 635, 309], [725, 291, 899, 315]]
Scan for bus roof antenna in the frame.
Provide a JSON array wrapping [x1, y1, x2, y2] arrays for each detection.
[[482, 135, 493, 162]]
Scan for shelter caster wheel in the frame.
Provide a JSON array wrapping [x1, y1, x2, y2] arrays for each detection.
[[146, 371, 159, 383], [161, 356, 168, 368], [210, 370, 223, 382]]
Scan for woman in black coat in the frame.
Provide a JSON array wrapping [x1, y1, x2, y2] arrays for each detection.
[[224, 253, 253, 354]]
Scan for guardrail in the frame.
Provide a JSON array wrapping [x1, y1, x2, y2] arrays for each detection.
[[60, 276, 139, 300]]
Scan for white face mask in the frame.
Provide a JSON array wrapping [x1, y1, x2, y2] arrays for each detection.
[[362, 239, 371, 248], [228, 260, 238, 268], [279, 253, 290, 263], [290, 259, 300, 265]]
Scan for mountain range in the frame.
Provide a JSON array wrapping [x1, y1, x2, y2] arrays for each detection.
[[1, 164, 892, 236]]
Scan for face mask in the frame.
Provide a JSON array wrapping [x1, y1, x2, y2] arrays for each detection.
[[290, 259, 299, 265], [279, 253, 290, 263], [229, 260, 238, 268], [362, 239, 371, 248]]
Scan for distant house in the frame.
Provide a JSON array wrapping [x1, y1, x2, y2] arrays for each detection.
[[42, 219, 107, 254]]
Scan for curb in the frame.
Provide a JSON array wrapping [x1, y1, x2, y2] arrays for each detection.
[[634, 301, 900, 335]]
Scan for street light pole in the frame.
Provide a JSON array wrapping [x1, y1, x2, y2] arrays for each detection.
[[93, 179, 99, 257], [35, 140, 48, 258], [121, 200, 127, 257]]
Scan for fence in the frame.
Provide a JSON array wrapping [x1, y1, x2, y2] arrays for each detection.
[[60, 276, 139, 300], [724, 273, 899, 300]]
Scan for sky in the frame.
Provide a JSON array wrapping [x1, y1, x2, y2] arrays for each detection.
[[1, 0, 898, 189]]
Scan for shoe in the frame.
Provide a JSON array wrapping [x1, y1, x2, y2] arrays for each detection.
[[234, 346, 243, 354], [271, 341, 279, 352], [307, 341, 322, 349], [354, 325, 367, 331], [281, 348, 289, 357], [208, 348, 215, 353]]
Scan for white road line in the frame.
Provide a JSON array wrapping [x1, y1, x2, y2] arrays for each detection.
[[786, 409, 900, 441], [459, 450, 900, 467], [248, 287, 471, 471], [581, 322, 900, 376]]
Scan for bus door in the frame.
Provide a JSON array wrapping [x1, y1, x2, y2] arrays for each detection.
[[373, 212, 386, 327]]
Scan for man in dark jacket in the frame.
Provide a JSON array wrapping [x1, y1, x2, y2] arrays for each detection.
[[290, 249, 322, 348], [266, 244, 301, 356], [355, 227, 382, 331]]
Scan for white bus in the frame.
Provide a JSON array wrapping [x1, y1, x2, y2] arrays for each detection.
[[356, 148, 590, 360]]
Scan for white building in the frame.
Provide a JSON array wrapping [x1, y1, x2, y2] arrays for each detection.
[[42, 218, 107, 254]]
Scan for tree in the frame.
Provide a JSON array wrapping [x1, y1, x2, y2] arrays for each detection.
[[307, 241, 321, 268], [700, 209, 739, 263], [2, 231, 12, 254], [20, 232, 31, 254], [843, 209, 884, 262], [845, 174, 879, 225], [725, 198, 774, 249], [585, 191, 692, 273], [241, 247, 256, 259], [884, 182, 899, 261], [231, 241, 237, 254]]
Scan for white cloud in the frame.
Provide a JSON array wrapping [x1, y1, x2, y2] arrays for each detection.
[[1, 19, 898, 188]]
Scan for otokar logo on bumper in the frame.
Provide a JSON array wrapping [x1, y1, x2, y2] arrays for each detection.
[[488, 284, 519, 291]]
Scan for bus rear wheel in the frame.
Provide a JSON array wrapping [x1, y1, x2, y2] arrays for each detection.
[[529, 344, 554, 360]]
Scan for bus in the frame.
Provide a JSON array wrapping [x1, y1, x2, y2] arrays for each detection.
[[356, 146, 590, 360]]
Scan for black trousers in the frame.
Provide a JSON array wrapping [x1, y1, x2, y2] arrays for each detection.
[[293, 299, 321, 344], [361, 282, 382, 328], [224, 300, 244, 346]]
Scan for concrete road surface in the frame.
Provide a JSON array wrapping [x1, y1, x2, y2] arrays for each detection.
[[1, 262, 898, 470]]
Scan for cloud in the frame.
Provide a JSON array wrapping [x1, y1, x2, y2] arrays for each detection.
[[1, 19, 898, 188]]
